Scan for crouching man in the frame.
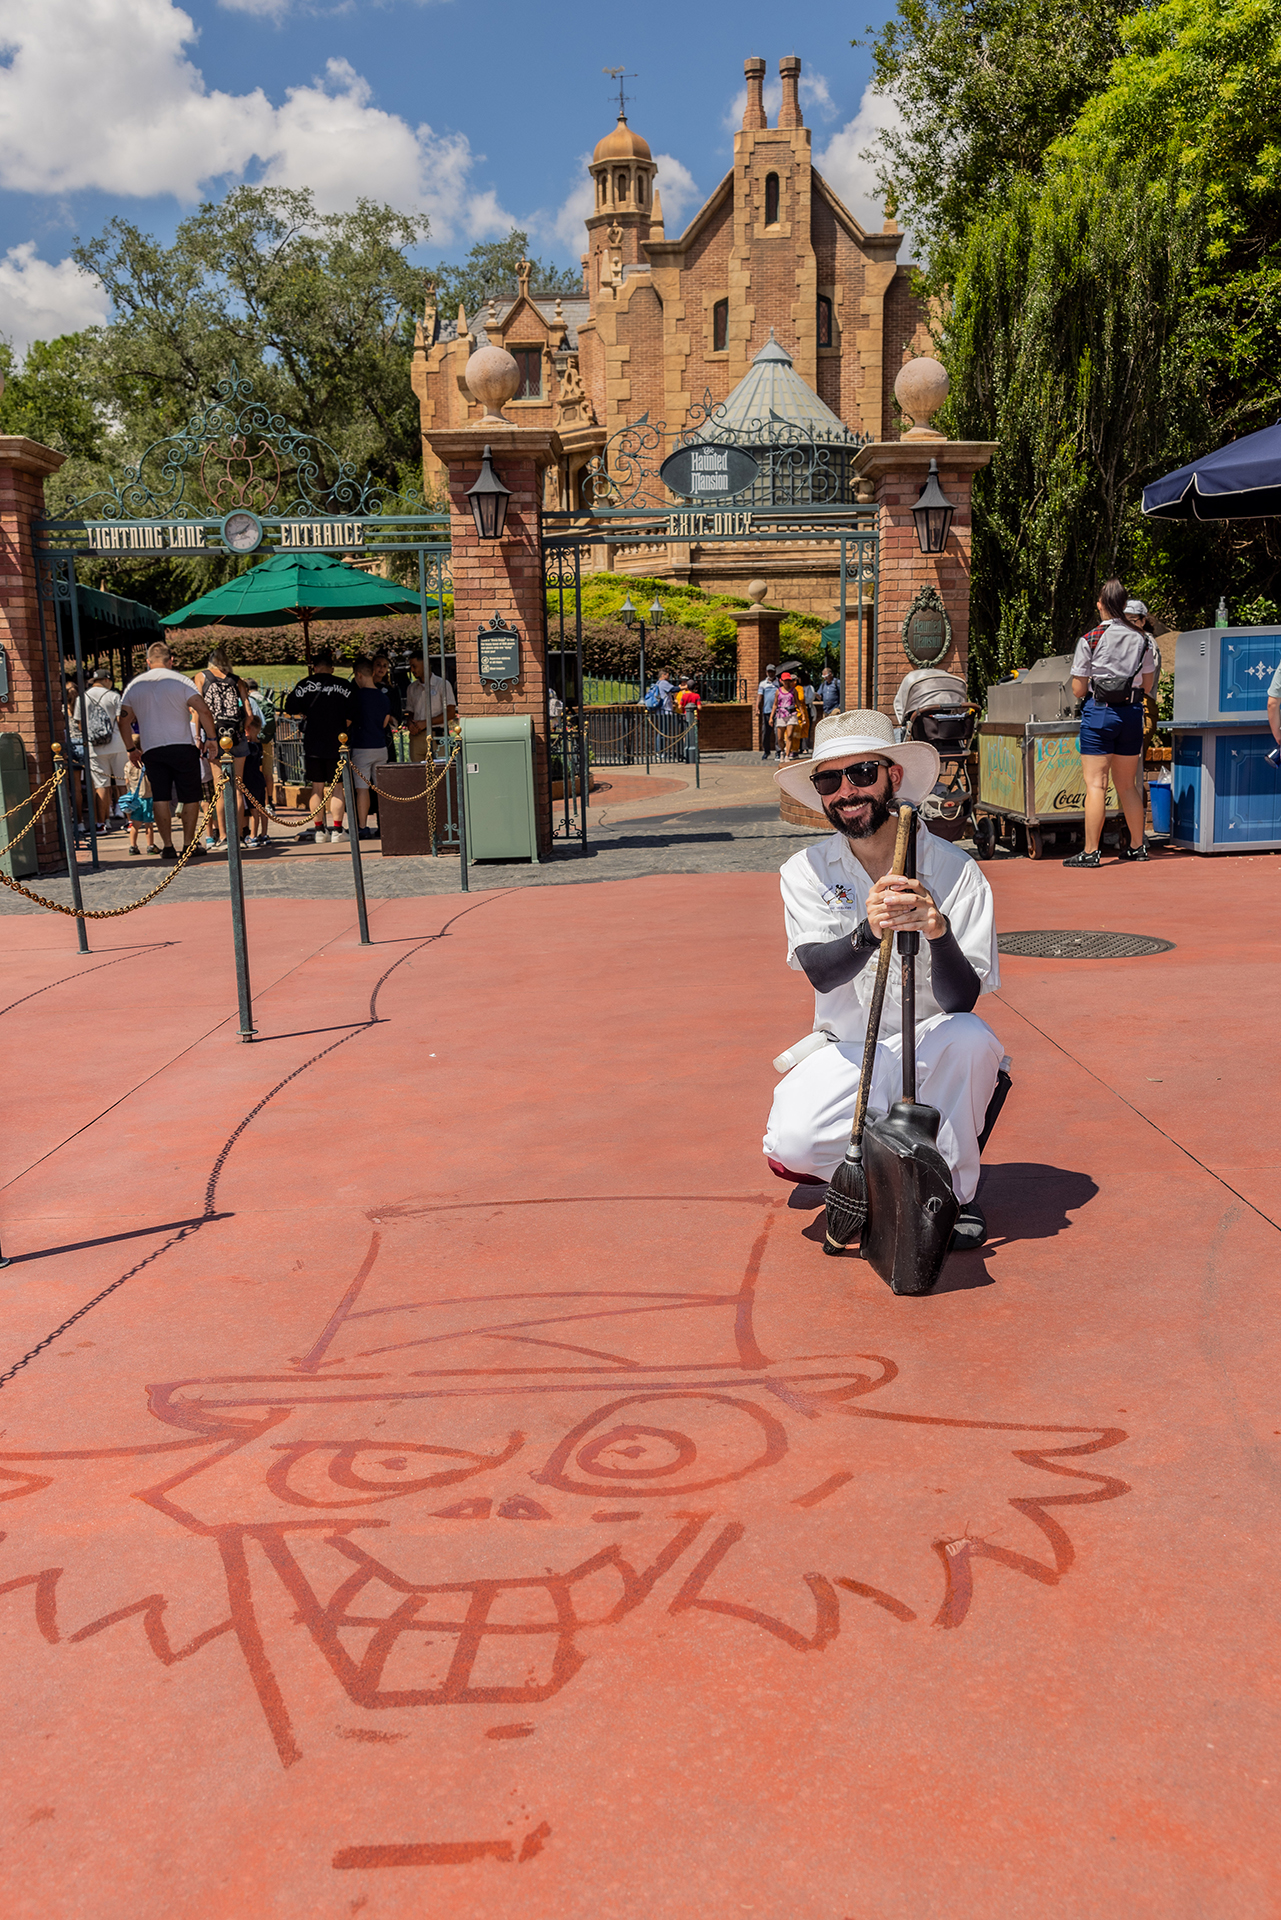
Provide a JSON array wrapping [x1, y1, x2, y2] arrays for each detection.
[[763, 710, 1007, 1249]]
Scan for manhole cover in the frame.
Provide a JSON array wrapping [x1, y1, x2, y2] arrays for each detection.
[[997, 930, 1175, 959]]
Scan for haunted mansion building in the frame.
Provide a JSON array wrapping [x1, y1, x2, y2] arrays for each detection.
[[411, 54, 931, 617]]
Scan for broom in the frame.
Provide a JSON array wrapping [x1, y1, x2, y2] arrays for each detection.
[[823, 803, 915, 1255]]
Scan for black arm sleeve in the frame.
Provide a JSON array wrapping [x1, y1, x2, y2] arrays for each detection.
[[794, 921, 878, 994], [928, 922, 981, 1013]]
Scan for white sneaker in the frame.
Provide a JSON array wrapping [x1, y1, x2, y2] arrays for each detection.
[[329, 828, 345, 843], [313, 828, 326, 844]]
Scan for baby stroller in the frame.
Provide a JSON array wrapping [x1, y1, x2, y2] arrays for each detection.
[[893, 669, 978, 842]]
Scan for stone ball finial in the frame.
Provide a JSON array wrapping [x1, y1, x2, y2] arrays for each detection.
[[466, 345, 521, 424], [747, 579, 769, 605], [894, 355, 949, 441]]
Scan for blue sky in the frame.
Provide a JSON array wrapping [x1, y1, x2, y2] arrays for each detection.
[[0, 0, 903, 353]]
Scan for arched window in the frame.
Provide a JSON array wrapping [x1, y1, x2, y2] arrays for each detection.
[[638, 175, 646, 203], [764, 173, 780, 225], [817, 295, 833, 348], [616, 171, 627, 201], [712, 299, 729, 353]]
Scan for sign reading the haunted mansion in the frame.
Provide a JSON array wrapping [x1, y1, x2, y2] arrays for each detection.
[[478, 614, 522, 691], [902, 586, 953, 668], [660, 442, 760, 500]]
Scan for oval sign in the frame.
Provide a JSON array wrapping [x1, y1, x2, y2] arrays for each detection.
[[659, 442, 760, 501]]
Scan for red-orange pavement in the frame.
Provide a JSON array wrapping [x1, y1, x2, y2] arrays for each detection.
[[0, 853, 1279, 1918]]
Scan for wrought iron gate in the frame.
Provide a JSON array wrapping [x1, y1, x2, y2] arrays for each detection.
[[33, 370, 453, 873]]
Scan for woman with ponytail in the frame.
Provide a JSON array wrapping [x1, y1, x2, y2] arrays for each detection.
[[1063, 579, 1158, 868]]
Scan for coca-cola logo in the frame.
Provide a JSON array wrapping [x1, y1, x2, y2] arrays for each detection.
[[1052, 787, 1087, 811]]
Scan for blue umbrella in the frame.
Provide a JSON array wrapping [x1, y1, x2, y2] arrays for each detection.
[[1143, 421, 1281, 521]]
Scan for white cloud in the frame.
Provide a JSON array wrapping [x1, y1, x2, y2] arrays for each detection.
[[218, 0, 292, 16], [0, 245, 111, 354], [0, 0, 511, 240], [815, 84, 906, 234], [652, 154, 699, 233], [550, 157, 595, 255]]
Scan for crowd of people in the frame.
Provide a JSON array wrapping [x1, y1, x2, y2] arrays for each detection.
[[757, 662, 841, 761], [61, 643, 456, 858]]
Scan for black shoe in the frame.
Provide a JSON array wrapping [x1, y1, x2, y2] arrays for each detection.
[[949, 1201, 987, 1251], [1122, 840, 1150, 861], [159, 845, 178, 862], [1062, 849, 1100, 868]]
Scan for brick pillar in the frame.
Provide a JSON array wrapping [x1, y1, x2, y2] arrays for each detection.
[[424, 426, 562, 857], [853, 440, 995, 714], [732, 606, 784, 751], [0, 437, 67, 871]]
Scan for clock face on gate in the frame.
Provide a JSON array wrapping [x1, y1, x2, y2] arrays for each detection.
[[222, 511, 264, 554]]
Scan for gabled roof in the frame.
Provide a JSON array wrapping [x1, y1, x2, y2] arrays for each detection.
[[713, 332, 855, 442]]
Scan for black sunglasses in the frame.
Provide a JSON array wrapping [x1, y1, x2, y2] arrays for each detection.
[[810, 759, 891, 796]]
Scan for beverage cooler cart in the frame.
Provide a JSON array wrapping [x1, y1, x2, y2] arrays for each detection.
[[972, 656, 1130, 861], [1170, 625, 1281, 852]]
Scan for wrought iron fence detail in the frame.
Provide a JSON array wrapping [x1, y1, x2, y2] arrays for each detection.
[[44, 365, 426, 525], [581, 387, 873, 513]]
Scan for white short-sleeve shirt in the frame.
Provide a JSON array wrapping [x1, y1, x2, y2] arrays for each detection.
[[780, 826, 1000, 1042]]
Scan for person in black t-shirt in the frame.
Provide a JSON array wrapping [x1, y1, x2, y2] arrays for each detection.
[[284, 649, 356, 843]]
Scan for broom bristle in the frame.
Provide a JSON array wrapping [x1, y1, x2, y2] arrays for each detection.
[[823, 1154, 868, 1254]]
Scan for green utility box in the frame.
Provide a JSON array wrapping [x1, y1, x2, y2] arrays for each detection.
[[0, 733, 38, 881], [461, 714, 540, 863]]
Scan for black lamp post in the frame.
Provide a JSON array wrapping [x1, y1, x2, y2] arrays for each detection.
[[621, 593, 666, 769], [466, 444, 511, 540], [910, 457, 955, 554]]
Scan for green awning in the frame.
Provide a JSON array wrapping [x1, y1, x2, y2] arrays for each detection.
[[161, 552, 429, 630]]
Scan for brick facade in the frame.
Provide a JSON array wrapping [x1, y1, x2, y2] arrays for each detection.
[[424, 426, 562, 858], [853, 442, 996, 712], [410, 53, 931, 625], [0, 437, 67, 871]]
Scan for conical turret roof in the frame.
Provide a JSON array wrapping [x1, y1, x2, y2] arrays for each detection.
[[712, 331, 853, 441]]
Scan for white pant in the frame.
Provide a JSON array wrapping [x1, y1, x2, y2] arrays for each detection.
[[763, 1012, 1004, 1205]]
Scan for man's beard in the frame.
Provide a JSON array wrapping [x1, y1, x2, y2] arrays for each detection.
[[822, 775, 895, 841]]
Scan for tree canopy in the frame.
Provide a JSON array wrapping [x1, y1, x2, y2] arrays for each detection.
[[862, 0, 1281, 686], [429, 230, 581, 323], [71, 186, 430, 496]]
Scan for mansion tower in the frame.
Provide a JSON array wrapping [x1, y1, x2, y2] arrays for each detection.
[[411, 54, 928, 611]]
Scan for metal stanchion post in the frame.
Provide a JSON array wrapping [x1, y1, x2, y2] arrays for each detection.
[[339, 734, 370, 944], [220, 739, 256, 1041], [0, 1233, 9, 1269], [694, 717, 700, 789], [52, 745, 89, 955]]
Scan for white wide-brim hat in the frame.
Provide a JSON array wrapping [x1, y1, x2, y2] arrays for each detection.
[[774, 708, 940, 810]]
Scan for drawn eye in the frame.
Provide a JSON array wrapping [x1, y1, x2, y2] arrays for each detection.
[[534, 1393, 786, 1497], [266, 1432, 524, 1507]]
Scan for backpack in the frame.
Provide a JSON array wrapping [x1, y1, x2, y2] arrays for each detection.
[[1086, 625, 1147, 700], [642, 683, 664, 711], [86, 693, 116, 746]]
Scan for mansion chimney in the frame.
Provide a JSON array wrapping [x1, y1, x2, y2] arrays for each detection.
[[742, 57, 767, 130], [778, 55, 802, 128]]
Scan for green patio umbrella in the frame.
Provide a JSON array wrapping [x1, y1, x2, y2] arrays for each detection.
[[161, 551, 433, 664]]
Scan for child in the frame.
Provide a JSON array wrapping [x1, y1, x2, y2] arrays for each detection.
[[241, 714, 270, 848], [119, 758, 157, 856]]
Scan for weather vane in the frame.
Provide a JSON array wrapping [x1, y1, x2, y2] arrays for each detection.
[[602, 68, 638, 119]]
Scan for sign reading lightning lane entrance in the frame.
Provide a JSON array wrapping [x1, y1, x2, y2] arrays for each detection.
[[659, 442, 760, 501]]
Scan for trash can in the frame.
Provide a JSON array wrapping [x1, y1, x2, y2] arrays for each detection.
[[1149, 783, 1172, 837], [461, 715, 540, 863], [0, 733, 38, 880]]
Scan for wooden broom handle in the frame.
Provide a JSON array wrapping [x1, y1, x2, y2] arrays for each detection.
[[849, 805, 914, 1147]]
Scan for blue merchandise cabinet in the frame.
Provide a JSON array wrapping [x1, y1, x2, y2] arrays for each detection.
[[1170, 626, 1281, 852]]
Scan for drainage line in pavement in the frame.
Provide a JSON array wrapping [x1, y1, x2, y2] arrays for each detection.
[[0, 891, 512, 1388]]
